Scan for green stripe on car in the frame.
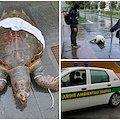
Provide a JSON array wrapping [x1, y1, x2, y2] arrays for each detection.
[[61, 86, 120, 100]]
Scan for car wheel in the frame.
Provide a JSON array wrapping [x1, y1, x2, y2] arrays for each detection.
[[109, 93, 120, 107]]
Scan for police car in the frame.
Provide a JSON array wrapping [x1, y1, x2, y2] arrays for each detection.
[[61, 65, 120, 112]]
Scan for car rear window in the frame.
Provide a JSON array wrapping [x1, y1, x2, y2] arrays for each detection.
[[90, 70, 109, 84]]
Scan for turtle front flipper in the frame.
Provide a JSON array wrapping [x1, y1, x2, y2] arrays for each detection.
[[31, 60, 59, 91], [0, 67, 8, 91], [10, 66, 30, 104]]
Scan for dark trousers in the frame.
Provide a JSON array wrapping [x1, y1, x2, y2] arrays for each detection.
[[70, 25, 78, 45]]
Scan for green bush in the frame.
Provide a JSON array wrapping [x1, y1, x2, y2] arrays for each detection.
[[80, 9, 120, 17], [101, 11, 110, 15], [78, 16, 87, 21], [101, 10, 120, 17]]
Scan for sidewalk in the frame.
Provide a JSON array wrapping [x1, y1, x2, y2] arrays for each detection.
[[62, 14, 97, 59], [62, 13, 120, 59]]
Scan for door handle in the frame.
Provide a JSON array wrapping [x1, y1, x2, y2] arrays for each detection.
[[107, 84, 111, 86], [81, 88, 87, 91]]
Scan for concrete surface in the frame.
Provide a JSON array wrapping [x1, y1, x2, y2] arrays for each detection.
[[80, 12, 120, 59], [0, 1, 59, 119], [61, 14, 97, 59], [62, 104, 120, 119]]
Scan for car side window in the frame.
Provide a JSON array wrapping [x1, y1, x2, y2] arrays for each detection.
[[90, 70, 109, 84], [62, 70, 86, 87]]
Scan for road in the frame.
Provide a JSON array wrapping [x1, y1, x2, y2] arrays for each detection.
[[80, 12, 120, 59], [0, 1, 59, 119], [62, 104, 120, 119]]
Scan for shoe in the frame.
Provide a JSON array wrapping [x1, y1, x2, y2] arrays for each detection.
[[73, 45, 80, 48]]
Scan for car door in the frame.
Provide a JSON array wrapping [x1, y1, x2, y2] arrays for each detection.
[[89, 69, 112, 106], [61, 69, 90, 112]]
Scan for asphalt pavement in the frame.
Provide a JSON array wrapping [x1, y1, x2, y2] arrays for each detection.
[[62, 104, 120, 119], [0, 1, 59, 119], [62, 12, 120, 59]]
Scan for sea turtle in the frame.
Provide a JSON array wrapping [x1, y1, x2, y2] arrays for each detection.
[[0, 10, 59, 104], [89, 35, 105, 44]]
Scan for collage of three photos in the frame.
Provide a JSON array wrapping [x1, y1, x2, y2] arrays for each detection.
[[0, 1, 120, 119]]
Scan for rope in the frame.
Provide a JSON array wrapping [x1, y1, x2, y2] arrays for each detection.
[[35, 75, 59, 80], [34, 75, 42, 79], [55, 76, 59, 79], [48, 88, 54, 109], [0, 79, 7, 83], [34, 75, 56, 109]]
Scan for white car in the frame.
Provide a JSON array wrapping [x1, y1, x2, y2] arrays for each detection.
[[61, 67, 120, 112]]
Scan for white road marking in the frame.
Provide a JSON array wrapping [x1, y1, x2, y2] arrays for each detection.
[[80, 20, 93, 24], [87, 20, 93, 23]]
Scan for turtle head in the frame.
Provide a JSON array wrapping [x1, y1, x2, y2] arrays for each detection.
[[14, 81, 30, 104], [10, 66, 31, 104], [16, 89, 29, 104]]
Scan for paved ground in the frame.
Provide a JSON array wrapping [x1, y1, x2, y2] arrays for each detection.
[[0, 1, 59, 119], [62, 104, 120, 119], [62, 15, 96, 59], [62, 12, 120, 59]]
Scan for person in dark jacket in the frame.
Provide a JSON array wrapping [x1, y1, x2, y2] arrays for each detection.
[[69, 3, 80, 48], [110, 19, 120, 42]]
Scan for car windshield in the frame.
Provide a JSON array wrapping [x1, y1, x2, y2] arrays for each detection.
[[61, 68, 68, 73]]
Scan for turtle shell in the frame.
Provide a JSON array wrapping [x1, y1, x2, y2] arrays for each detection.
[[0, 10, 43, 70]]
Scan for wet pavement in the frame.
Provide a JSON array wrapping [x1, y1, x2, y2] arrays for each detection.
[[0, 1, 59, 119], [62, 104, 120, 119], [62, 12, 120, 59]]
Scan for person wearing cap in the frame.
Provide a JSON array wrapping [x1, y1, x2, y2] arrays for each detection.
[[69, 3, 80, 48]]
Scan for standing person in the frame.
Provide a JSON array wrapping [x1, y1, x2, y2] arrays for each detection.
[[69, 3, 80, 48], [110, 19, 120, 43]]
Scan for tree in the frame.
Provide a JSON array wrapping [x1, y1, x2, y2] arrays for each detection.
[[65, 1, 90, 9], [85, 2, 90, 9], [90, 1, 98, 10], [65, 1, 79, 7], [100, 2, 105, 9], [110, 1, 117, 10], [118, 3, 120, 10]]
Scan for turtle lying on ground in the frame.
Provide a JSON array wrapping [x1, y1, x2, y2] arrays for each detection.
[[89, 35, 105, 44], [0, 10, 59, 104]]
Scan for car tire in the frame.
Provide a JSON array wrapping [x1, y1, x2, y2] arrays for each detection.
[[109, 93, 120, 107]]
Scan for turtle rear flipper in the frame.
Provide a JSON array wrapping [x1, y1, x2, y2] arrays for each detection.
[[34, 75, 59, 91], [0, 67, 8, 91], [31, 60, 59, 91]]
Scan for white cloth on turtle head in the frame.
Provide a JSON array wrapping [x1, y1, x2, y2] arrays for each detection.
[[0, 17, 45, 48]]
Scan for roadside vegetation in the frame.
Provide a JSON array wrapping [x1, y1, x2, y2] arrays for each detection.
[[101, 11, 120, 17], [62, 1, 120, 18], [78, 16, 87, 22], [80, 9, 120, 18]]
